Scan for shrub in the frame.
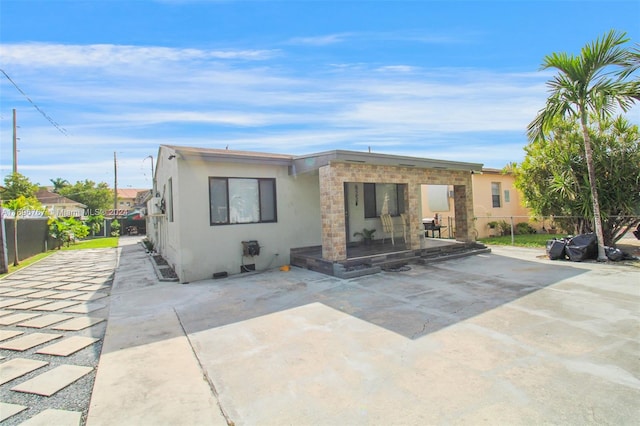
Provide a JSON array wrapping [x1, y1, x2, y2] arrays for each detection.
[[353, 228, 376, 243], [516, 222, 536, 235], [48, 217, 90, 248], [496, 220, 510, 236], [110, 219, 121, 237]]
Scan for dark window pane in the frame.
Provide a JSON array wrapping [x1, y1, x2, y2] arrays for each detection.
[[259, 179, 276, 222], [168, 178, 174, 222], [491, 182, 501, 208], [397, 184, 406, 214], [364, 183, 376, 218], [210, 178, 228, 224]]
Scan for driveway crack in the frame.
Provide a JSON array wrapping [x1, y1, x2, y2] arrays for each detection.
[[173, 308, 236, 426]]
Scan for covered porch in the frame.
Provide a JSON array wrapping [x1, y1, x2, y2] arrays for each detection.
[[291, 237, 490, 278], [291, 150, 483, 270]]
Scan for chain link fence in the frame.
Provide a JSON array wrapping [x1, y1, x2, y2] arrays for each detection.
[[435, 214, 640, 245]]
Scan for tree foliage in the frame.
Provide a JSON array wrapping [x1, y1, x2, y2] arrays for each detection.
[[58, 180, 113, 213], [3, 195, 45, 265], [110, 219, 121, 237], [0, 174, 45, 266], [85, 213, 105, 236], [48, 217, 90, 249], [516, 115, 640, 245], [527, 29, 639, 260], [1, 173, 39, 201]]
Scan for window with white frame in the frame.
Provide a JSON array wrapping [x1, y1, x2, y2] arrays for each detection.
[[209, 177, 277, 225], [491, 182, 501, 208]]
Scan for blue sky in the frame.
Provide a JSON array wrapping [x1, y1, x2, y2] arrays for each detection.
[[1, 0, 639, 191]]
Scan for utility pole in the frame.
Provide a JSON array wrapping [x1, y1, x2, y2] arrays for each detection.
[[0, 193, 7, 274], [145, 155, 154, 194], [113, 152, 118, 211], [12, 109, 17, 174], [1, 109, 17, 273]]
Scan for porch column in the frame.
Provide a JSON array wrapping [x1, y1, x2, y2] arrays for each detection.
[[407, 182, 422, 250], [453, 183, 475, 241], [319, 165, 347, 261]]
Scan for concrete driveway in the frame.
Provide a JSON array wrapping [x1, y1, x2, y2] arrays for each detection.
[[88, 240, 640, 425]]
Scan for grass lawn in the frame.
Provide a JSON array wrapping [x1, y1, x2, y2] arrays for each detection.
[[59, 236, 120, 250], [478, 233, 560, 248]]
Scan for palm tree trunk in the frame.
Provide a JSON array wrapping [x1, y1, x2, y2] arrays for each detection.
[[580, 112, 608, 261]]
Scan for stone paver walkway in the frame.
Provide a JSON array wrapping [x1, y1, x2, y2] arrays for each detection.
[[0, 248, 117, 425]]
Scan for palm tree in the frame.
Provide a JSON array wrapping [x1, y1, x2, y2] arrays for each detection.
[[528, 30, 639, 261], [50, 177, 70, 193]]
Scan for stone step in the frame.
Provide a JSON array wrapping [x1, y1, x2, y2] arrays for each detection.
[[18, 409, 82, 426], [0, 358, 48, 385], [11, 364, 93, 396], [418, 247, 491, 264]]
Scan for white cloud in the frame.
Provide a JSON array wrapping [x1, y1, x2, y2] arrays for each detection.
[[375, 65, 418, 73], [0, 41, 564, 188], [286, 30, 471, 47], [89, 110, 302, 127], [287, 33, 353, 46], [0, 43, 278, 68]]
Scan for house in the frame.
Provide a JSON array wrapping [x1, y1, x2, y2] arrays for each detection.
[[420, 168, 534, 238], [147, 145, 483, 283], [116, 188, 147, 213], [35, 189, 87, 218], [470, 168, 533, 236], [134, 190, 152, 209]]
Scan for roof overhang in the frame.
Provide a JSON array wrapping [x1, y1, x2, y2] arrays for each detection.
[[291, 150, 483, 175], [163, 145, 293, 167], [160, 145, 483, 175]]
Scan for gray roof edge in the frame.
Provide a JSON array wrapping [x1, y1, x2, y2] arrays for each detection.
[[293, 149, 483, 172], [158, 146, 483, 172], [161, 144, 293, 166]]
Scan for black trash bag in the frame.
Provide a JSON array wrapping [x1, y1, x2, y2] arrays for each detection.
[[565, 233, 598, 262], [546, 238, 567, 260], [604, 246, 624, 261]]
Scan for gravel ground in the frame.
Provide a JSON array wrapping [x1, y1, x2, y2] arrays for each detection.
[[0, 249, 117, 425], [149, 252, 178, 281]]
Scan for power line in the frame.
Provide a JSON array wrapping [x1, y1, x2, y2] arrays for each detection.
[[1, 68, 68, 136]]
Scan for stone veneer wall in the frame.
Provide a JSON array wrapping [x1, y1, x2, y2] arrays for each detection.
[[319, 161, 475, 261]]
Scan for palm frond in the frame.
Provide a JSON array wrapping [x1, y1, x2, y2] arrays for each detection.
[[618, 44, 640, 79], [581, 30, 630, 76]]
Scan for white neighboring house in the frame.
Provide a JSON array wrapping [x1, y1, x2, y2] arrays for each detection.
[[35, 189, 86, 218], [148, 145, 482, 283]]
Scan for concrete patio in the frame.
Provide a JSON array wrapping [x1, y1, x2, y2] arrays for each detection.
[[88, 238, 640, 425]]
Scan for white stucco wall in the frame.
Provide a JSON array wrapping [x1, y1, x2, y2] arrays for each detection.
[[151, 147, 182, 276], [156, 150, 321, 283]]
